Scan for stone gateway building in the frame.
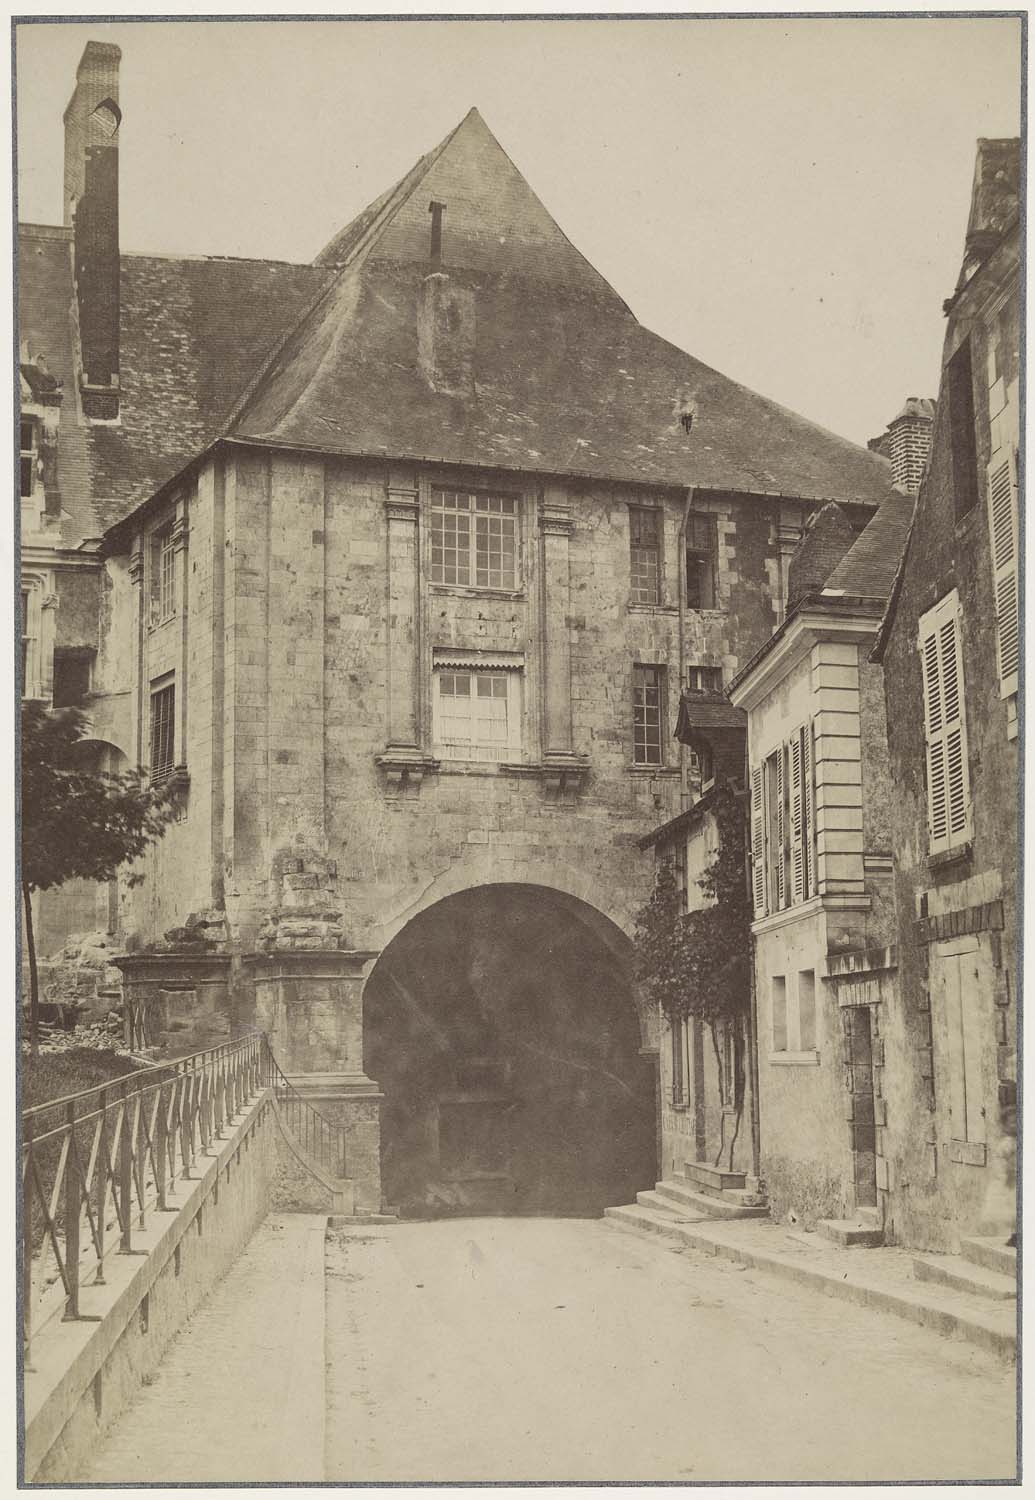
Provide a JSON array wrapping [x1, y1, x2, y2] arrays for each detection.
[[21, 41, 897, 1217]]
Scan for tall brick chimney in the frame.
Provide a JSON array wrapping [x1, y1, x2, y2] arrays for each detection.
[[867, 397, 935, 496], [64, 41, 121, 418]]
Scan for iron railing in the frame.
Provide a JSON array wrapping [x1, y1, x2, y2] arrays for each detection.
[[263, 1044, 349, 1182], [21, 1030, 353, 1359], [21, 1032, 272, 1358]]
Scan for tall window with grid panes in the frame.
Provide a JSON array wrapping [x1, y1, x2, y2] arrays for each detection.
[[430, 487, 518, 590]]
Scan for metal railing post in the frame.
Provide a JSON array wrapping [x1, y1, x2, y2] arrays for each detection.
[[93, 1087, 107, 1284], [22, 1117, 34, 1355], [62, 1102, 81, 1320], [118, 1082, 133, 1253]]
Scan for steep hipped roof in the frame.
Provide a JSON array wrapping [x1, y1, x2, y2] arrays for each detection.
[[18, 225, 333, 535], [729, 488, 914, 696], [821, 489, 915, 598], [229, 110, 897, 505]]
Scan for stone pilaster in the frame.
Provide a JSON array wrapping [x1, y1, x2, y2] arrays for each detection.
[[539, 487, 588, 793], [811, 640, 865, 896]]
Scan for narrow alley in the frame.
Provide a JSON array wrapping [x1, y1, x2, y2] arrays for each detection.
[[85, 1213, 1016, 1484]]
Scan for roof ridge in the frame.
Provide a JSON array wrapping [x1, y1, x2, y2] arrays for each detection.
[[314, 110, 471, 268], [220, 113, 476, 440]]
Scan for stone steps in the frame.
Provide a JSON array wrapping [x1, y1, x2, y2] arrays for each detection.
[[816, 1217, 884, 1249], [959, 1236, 1017, 1279], [647, 1180, 769, 1221], [682, 1161, 747, 1194], [912, 1253, 1016, 1302]]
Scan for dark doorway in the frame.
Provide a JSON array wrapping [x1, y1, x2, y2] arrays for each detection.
[[364, 885, 656, 1218]]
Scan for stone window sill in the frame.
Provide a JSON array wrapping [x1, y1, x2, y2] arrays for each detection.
[[949, 1139, 987, 1167], [429, 584, 525, 603], [769, 1050, 821, 1067], [670, 1098, 690, 1112], [627, 602, 679, 616], [626, 764, 680, 777], [927, 841, 973, 872]]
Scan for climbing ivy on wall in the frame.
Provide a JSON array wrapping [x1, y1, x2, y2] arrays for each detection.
[[633, 786, 751, 1030]]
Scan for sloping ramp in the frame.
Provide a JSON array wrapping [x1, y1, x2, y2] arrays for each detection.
[[82, 1214, 326, 1483]]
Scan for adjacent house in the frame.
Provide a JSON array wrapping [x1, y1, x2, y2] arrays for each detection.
[[871, 138, 1020, 1252], [728, 492, 913, 1234], [19, 41, 899, 1218]]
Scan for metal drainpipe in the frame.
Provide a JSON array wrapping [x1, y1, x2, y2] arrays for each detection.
[[677, 487, 696, 811], [741, 788, 763, 1182]]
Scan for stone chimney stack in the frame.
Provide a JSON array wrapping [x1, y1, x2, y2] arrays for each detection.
[[63, 41, 121, 418], [867, 397, 935, 496]]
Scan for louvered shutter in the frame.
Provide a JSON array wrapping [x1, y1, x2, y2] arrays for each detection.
[[775, 748, 786, 909], [750, 764, 766, 917], [986, 449, 1019, 695], [790, 729, 804, 904], [920, 594, 971, 853], [803, 722, 815, 898]]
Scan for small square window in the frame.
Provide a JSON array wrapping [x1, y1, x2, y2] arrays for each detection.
[[685, 665, 723, 694]]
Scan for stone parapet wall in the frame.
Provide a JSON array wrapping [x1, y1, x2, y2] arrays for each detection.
[[24, 1089, 276, 1484]]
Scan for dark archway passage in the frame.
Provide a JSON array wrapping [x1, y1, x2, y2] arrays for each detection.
[[364, 885, 656, 1218]]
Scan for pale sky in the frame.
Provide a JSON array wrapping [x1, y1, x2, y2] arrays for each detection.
[[15, 15, 1022, 446]]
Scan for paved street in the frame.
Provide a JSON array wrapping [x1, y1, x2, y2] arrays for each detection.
[[83, 1212, 1017, 1484], [326, 1217, 1017, 1484]]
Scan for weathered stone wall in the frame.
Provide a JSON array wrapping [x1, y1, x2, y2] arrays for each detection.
[[878, 233, 1019, 1252], [98, 452, 797, 964]]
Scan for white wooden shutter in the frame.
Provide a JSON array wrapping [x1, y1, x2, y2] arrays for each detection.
[[920, 593, 971, 853], [790, 729, 804, 904], [986, 448, 1019, 696], [775, 748, 786, 910], [750, 765, 766, 917], [803, 722, 815, 898]]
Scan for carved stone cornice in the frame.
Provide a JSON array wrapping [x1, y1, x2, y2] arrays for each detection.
[[385, 488, 420, 523], [540, 499, 575, 538]]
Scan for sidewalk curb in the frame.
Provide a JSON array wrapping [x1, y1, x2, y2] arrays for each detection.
[[605, 1206, 1017, 1362]]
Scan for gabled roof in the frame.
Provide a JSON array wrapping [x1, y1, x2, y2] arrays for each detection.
[[227, 110, 897, 504]]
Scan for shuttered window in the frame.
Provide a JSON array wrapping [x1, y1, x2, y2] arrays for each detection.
[[750, 765, 765, 916], [751, 722, 817, 919], [919, 592, 971, 853], [986, 448, 1019, 697]]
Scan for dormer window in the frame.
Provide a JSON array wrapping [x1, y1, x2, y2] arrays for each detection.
[[20, 419, 38, 499]]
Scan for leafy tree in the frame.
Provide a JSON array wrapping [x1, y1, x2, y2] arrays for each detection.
[[634, 786, 752, 1165], [20, 704, 177, 1055]]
